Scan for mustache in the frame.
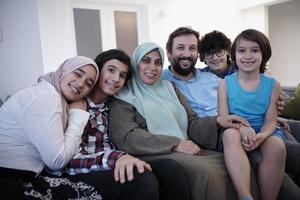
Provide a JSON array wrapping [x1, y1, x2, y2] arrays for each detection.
[[178, 57, 193, 62]]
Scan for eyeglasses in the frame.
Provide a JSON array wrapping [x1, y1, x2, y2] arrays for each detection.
[[203, 49, 226, 59]]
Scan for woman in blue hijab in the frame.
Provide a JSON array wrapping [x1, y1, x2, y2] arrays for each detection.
[[110, 42, 252, 200]]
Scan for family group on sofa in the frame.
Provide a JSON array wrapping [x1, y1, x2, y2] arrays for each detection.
[[0, 26, 300, 200]]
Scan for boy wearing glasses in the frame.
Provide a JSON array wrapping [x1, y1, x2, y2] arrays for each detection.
[[199, 30, 236, 79]]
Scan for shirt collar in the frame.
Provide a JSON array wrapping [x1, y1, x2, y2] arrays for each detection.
[[201, 65, 237, 79], [86, 97, 109, 110]]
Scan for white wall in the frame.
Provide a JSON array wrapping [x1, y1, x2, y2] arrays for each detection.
[[147, 0, 241, 40], [0, 0, 44, 100], [268, 0, 300, 86], [35, 0, 250, 69], [145, 0, 243, 68], [1, 0, 298, 99], [239, 6, 267, 34], [37, 0, 77, 73], [238, 0, 292, 9]]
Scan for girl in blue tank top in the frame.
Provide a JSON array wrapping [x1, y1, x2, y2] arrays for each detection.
[[217, 29, 286, 200]]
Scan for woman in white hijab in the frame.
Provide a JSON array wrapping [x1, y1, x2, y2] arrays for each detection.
[[0, 56, 101, 199], [110, 42, 255, 200]]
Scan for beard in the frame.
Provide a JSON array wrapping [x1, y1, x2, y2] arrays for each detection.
[[170, 57, 197, 76]]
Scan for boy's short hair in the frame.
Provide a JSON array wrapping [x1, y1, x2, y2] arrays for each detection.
[[94, 49, 132, 84], [199, 30, 231, 65]]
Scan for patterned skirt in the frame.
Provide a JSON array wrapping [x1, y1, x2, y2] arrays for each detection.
[[0, 167, 102, 200]]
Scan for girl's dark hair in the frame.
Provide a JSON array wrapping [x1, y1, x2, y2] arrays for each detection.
[[199, 30, 231, 65], [94, 49, 132, 83], [231, 29, 271, 73], [166, 26, 200, 53]]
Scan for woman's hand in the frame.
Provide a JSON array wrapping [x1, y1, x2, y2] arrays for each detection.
[[69, 99, 87, 111], [173, 140, 201, 155], [114, 154, 152, 184]]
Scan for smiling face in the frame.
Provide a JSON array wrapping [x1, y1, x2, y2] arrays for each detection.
[[235, 39, 262, 73], [204, 49, 229, 75], [96, 59, 128, 99], [167, 34, 198, 76], [198, 30, 232, 76], [138, 50, 163, 85], [60, 64, 97, 102]]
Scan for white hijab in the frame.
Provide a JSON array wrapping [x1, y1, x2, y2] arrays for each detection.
[[39, 56, 99, 130]]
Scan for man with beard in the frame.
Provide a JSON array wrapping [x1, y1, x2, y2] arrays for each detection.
[[162, 27, 221, 117], [162, 26, 300, 198]]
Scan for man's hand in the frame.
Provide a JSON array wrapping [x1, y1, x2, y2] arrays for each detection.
[[114, 154, 151, 184], [277, 117, 291, 132], [276, 94, 286, 115], [217, 115, 250, 129], [172, 140, 201, 155]]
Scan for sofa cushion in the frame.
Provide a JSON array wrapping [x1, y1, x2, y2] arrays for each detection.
[[281, 84, 300, 120]]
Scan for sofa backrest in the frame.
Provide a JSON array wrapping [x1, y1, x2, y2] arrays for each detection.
[[282, 86, 296, 97]]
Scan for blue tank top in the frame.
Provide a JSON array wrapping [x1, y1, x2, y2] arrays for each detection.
[[225, 72, 275, 129]]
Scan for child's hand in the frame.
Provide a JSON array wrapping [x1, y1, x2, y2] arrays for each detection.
[[253, 133, 267, 147], [239, 125, 257, 151], [114, 154, 152, 184]]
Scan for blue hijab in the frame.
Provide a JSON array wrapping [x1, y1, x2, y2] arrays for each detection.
[[115, 42, 188, 139]]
